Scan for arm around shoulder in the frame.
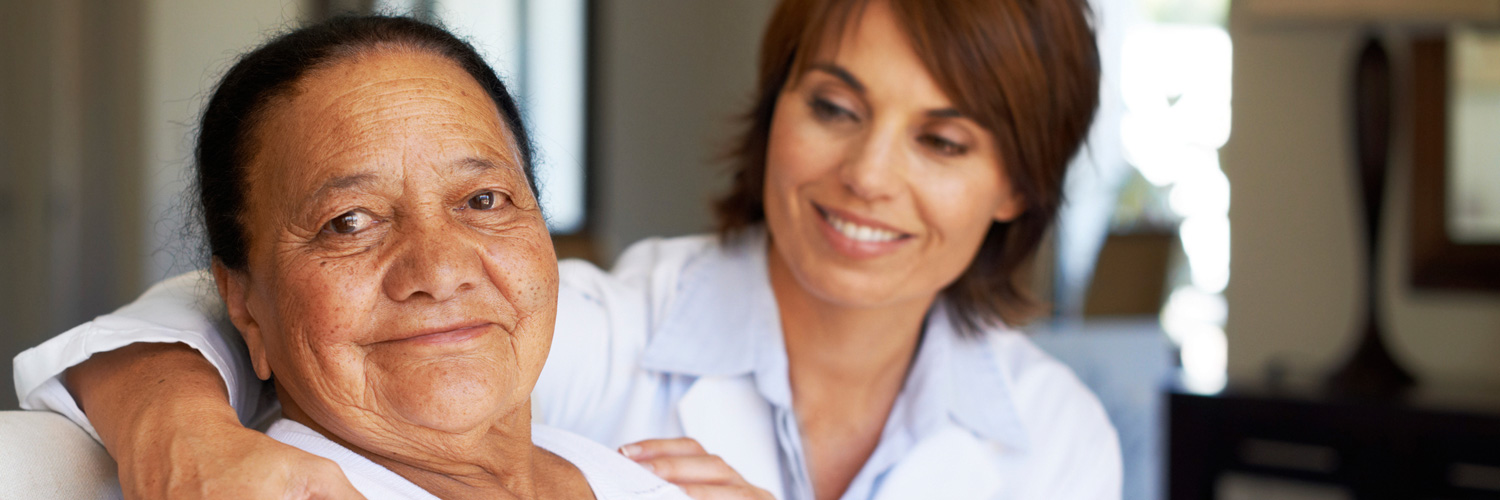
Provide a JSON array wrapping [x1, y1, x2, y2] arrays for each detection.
[[12, 272, 366, 499], [13, 268, 265, 435], [531, 260, 652, 431]]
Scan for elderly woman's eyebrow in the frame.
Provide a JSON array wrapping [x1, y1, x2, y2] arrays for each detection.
[[454, 156, 511, 174], [323, 172, 379, 190], [296, 157, 512, 207], [294, 172, 379, 214]]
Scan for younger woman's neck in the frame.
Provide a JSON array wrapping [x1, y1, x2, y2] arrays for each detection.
[[767, 248, 931, 393], [767, 245, 931, 500]]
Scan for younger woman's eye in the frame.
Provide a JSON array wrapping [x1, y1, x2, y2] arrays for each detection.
[[810, 97, 857, 122], [325, 210, 375, 235], [919, 134, 969, 156], [465, 191, 504, 210]]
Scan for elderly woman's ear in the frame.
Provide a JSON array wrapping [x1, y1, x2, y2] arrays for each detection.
[[211, 259, 271, 381]]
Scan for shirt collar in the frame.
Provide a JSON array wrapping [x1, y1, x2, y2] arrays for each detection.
[[638, 229, 777, 379], [899, 305, 1031, 451], [638, 229, 1030, 451]]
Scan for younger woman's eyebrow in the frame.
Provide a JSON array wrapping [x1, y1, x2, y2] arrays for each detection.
[[808, 62, 963, 118], [809, 62, 865, 93]]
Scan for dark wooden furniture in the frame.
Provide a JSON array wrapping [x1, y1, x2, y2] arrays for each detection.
[[1411, 36, 1500, 292], [1169, 386, 1500, 500]]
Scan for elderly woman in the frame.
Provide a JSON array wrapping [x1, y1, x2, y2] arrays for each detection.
[[19, 1, 1118, 499], [127, 15, 688, 500]]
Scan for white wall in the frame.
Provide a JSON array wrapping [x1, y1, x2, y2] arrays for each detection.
[[1223, 12, 1500, 386], [0, 0, 307, 410], [591, 0, 778, 259], [141, 0, 307, 282], [1, 0, 148, 410]]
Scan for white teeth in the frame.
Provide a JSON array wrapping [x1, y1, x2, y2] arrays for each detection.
[[823, 211, 902, 243]]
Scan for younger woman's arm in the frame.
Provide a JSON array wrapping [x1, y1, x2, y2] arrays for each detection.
[[67, 343, 364, 499], [13, 271, 362, 499]]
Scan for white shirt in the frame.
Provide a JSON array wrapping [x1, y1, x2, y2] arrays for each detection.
[[15, 231, 1122, 500], [267, 420, 689, 500]]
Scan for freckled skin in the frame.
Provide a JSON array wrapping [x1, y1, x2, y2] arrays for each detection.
[[214, 48, 576, 496]]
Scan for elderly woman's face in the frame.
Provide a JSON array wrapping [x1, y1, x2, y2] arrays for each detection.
[[220, 48, 557, 446]]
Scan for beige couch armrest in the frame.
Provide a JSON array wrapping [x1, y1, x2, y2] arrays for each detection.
[[0, 410, 121, 499]]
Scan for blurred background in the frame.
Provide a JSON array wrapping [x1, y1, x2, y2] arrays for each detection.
[[3, 0, 1500, 498]]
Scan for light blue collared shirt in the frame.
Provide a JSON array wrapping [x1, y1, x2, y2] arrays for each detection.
[[635, 233, 1033, 500]]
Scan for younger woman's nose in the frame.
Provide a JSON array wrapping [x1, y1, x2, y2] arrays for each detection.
[[838, 130, 906, 201]]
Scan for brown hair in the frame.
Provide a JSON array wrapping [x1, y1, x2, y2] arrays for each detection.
[[715, 0, 1099, 333]]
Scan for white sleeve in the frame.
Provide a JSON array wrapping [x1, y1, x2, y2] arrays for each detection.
[[531, 258, 655, 443], [531, 260, 631, 430], [11, 270, 271, 442]]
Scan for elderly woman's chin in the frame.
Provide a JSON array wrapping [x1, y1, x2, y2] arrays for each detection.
[[274, 334, 537, 438], [371, 355, 529, 434]]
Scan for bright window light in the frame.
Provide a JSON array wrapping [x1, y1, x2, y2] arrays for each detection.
[[1120, 3, 1233, 391], [374, 0, 588, 233]]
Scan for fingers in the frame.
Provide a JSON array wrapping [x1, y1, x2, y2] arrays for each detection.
[[621, 437, 773, 499], [304, 480, 368, 500], [679, 484, 777, 500], [619, 437, 707, 460], [298, 459, 368, 500], [636, 454, 739, 484]]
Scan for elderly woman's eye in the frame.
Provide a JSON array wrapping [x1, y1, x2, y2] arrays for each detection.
[[466, 191, 502, 210], [325, 210, 374, 234]]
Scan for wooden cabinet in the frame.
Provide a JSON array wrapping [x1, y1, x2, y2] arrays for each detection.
[[1170, 387, 1500, 499]]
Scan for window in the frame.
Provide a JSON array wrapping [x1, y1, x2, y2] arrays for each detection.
[[375, 0, 588, 233], [1122, 0, 1233, 393]]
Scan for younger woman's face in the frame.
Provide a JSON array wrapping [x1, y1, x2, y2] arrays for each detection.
[[762, 0, 1023, 309]]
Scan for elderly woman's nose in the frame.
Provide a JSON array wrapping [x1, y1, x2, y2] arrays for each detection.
[[381, 219, 484, 303], [838, 129, 906, 201]]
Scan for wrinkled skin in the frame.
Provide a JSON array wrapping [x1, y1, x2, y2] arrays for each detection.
[[213, 47, 581, 498]]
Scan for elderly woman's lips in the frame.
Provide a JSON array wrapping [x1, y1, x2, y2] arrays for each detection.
[[378, 322, 493, 346]]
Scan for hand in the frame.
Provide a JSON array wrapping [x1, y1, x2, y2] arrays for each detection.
[[65, 343, 365, 499], [620, 438, 776, 500], [118, 422, 366, 500]]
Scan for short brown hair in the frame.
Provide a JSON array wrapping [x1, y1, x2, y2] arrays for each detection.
[[714, 0, 1099, 333]]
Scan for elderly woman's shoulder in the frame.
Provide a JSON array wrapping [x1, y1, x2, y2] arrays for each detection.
[[530, 424, 694, 500]]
